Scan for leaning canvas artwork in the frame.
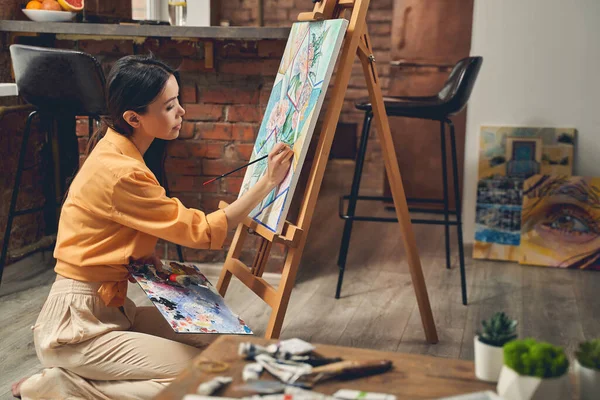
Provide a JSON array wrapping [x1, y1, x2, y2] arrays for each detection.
[[473, 126, 575, 261], [128, 261, 253, 334], [520, 175, 600, 270], [238, 19, 349, 233]]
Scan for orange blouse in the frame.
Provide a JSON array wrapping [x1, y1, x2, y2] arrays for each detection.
[[54, 128, 228, 307]]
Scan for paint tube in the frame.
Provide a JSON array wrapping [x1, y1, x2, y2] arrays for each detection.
[[239, 339, 315, 361], [284, 386, 335, 399], [235, 380, 287, 394], [287, 355, 344, 367], [239, 342, 274, 359], [242, 362, 264, 381], [196, 376, 232, 395], [277, 338, 315, 356], [254, 386, 334, 400], [332, 390, 397, 400], [254, 354, 313, 384]]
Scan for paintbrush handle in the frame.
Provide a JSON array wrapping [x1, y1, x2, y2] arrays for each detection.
[[221, 154, 268, 178], [303, 359, 393, 384], [204, 154, 268, 185]]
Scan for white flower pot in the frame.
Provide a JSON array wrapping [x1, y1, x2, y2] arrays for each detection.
[[575, 360, 600, 400], [497, 365, 571, 400], [474, 336, 504, 382]]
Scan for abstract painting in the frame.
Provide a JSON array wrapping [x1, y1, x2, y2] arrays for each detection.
[[520, 175, 600, 270], [238, 19, 349, 233], [128, 261, 253, 334], [473, 126, 575, 261]]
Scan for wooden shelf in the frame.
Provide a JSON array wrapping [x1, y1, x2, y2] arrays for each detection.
[[0, 21, 290, 40]]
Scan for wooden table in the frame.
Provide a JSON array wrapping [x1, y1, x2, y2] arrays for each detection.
[[155, 336, 495, 399]]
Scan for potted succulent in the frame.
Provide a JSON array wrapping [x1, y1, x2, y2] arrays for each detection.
[[497, 338, 570, 400], [575, 338, 600, 400], [474, 311, 518, 382]]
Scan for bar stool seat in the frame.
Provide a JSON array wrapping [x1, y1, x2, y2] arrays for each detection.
[[336, 56, 483, 305], [356, 96, 449, 118]]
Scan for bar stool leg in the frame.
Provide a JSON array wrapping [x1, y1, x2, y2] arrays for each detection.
[[176, 244, 184, 263], [0, 110, 38, 286], [440, 120, 451, 270], [335, 111, 372, 299], [88, 116, 96, 137], [447, 119, 467, 305]]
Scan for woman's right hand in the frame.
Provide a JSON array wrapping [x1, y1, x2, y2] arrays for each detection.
[[266, 142, 294, 188], [222, 142, 293, 227]]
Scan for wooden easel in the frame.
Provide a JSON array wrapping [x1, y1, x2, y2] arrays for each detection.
[[216, 0, 439, 344]]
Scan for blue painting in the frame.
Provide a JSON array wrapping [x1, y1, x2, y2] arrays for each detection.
[[473, 126, 575, 261], [238, 19, 349, 233]]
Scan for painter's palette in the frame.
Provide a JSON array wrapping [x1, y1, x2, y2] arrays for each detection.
[[128, 261, 253, 334]]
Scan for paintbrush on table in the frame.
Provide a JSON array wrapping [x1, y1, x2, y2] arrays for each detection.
[[295, 359, 393, 386], [203, 154, 268, 186]]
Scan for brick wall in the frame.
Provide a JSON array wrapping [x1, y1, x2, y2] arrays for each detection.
[[0, 0, 392, 270]]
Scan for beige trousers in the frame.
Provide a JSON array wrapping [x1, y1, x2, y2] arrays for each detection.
[[20, 278, 215, 400]]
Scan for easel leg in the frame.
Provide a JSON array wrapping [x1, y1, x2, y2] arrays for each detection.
[[218, 0, 438, 344], [357, 30, 438, 343], [217, 223, 248, 297], [265, 244, 303, 339]]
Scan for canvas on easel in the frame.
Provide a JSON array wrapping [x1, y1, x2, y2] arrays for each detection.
[[238, 19, 349, 234]]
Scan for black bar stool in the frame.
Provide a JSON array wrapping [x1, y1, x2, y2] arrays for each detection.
[[0, 45, 108, 285], [1, 45, 187, 287], [336, 56, 483, 305]]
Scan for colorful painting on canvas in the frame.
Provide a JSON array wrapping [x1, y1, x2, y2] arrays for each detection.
[[519, 175, 600, 270], [238, 19, 349, 233], [128, 261, 253, 334], [473, 126, 575, 261]]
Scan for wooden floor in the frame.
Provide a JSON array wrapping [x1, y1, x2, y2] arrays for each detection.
[[1, 161, 599, 398]]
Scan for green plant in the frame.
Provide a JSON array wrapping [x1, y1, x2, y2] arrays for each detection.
[[477, 312, 518, 347], [504, 338, 569, 378], [576, 339, 600, 370]]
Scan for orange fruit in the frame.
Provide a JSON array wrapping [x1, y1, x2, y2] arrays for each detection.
[[41, 0, 62, 11], [57, 0, 83, 12], [25, 1, 43, 9]]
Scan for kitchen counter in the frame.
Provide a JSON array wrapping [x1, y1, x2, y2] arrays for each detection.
[[0, 20, 290, 40]]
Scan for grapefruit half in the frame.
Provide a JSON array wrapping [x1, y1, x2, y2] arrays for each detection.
[[57, 0, 83, 12]]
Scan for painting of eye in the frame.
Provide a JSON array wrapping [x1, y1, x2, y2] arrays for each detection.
[[519, 175, 600, 270]]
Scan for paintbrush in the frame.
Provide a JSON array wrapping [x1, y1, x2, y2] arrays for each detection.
[[202, 154, 268, 186], [295, 359, 393, 386]]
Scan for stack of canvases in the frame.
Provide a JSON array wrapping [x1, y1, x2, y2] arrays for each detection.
[[473, 126, 600, 270]]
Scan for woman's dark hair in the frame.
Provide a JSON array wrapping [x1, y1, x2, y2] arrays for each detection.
[[87, 55, 180, 184]]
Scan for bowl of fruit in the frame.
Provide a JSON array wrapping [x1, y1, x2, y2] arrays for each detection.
[[22, 0, 83, 22]]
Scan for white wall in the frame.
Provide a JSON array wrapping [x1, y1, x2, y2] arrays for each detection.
[[463, 0, 600, 243], [186, 0, 212, 27]]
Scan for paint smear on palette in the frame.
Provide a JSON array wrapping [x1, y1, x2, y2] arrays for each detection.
[[128, 261, 252, 334]]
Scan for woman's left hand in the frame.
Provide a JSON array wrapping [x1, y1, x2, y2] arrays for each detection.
[[128, 253, 164, 282]]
